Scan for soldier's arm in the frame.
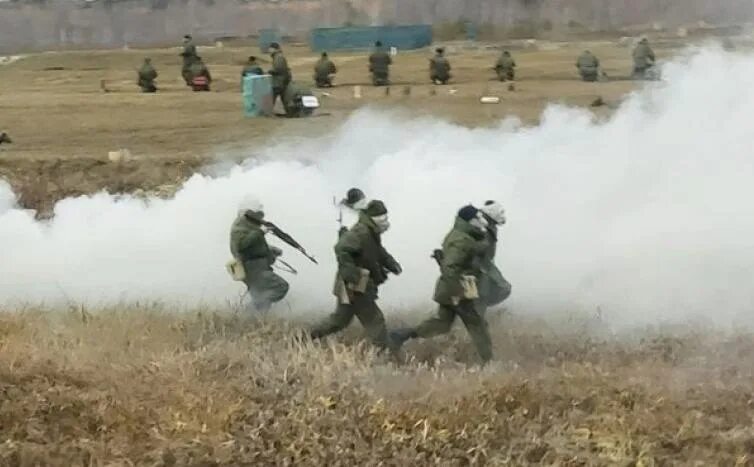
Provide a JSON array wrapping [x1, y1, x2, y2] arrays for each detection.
[[441, 240, 467, 281], [330, 62, 337, 74], [236, 228, 265, 254], [334, 230, 363, 283], [379, 246, 401, 275]]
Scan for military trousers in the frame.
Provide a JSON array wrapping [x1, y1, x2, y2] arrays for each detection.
[[415, 300, 492, 363], [310, 293, 391, 350], [245, 270, 289, 313]]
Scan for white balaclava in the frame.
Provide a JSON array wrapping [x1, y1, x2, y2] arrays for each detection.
[[238, 195, 264, 217], [469, 211, 489, 233], [480, 200, 506, 225], [372, 214, 390, 233]]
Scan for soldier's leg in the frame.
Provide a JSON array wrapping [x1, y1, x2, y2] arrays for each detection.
[[310, 302, 356, 339], [352, 294, 390, 350], [250, 271, 289, 312], [457, 300, 493, 363], [414, 304, 457, 338]]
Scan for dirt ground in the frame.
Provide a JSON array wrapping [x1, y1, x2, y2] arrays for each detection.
[[0, 37, 685, 213]]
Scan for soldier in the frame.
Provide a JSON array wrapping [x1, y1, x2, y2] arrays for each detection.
[[180, 34, 198, 86], [310, 200, 402, 350], [189, 57, 212, 92], [495, 50, 516, 81], [314, 52, 337, 88], [268, 42, 292, 108], [241, 56, 264, 79], [429, 47, 451, 85], [280, 82, 317, 117], [632, 38, 656, 80], [137, 57, 158, 93], [338, 188, 368, 237], [477, 201, 511, 316], [369, 41, 392, 86], [229, 196, 290, 313], [576, 50, 600, 82], [391, 205, 493, 364]]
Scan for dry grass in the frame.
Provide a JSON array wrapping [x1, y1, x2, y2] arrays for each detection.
[[1, 306, 753, 466]]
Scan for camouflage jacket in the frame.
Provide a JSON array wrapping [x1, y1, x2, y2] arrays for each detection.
[[433, 217, 488, 305]]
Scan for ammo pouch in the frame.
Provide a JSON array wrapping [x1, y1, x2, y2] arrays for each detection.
[[460, 275, 479, 300], [348, 269, 370, 293], [225, 258, 246, 281]]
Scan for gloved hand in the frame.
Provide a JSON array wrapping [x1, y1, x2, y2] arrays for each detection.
[[388, 261, 402, 275], [260, 225, 272, 234], [270, 246, 283, 257]]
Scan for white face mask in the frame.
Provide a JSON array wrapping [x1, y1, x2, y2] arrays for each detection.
[[480, 201, 506, 225], [372, 214, 390, 233], [352, 198, 369, 211], [469, 213, 489, 232]]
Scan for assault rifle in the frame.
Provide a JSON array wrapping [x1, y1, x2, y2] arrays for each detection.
[[245, 212, 318, 265]]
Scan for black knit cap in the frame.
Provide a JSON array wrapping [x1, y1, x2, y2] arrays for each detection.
[[343, 188, 365, 206], [365, 200, 388, 217], [457, 204, 479, 222]]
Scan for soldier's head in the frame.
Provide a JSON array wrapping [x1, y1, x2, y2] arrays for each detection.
[[183, 34, 192, 43], [0, 132, 11, 144], [480, 200, 506, 225], [458, 205, 488, 232], [268, 42, 281, 54], [639, 37, 648, 44], [503, 50, 510, 56], [144, 57, 152, 64], [248, 55, 257, 63], [321, 52, 328, 58], [342, 188, 367, 210], [436, 47, 444, 55], [375, 41, 383, 48], [366, 200, 390, 233], [238, 195, 264, 220]]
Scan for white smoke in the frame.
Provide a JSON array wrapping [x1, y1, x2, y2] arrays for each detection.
[[2, 47, 754, 326]]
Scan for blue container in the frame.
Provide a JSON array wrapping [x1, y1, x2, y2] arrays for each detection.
[[309, 25, 433, 52], [258, 29, 281, 53], [464, 22, 478, 41], [243, 74, 274, 118]]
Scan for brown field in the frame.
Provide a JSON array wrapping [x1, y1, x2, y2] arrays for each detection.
[[2, 308, 754, 466], [3, 35, 754, 466], [0, 37, 682, 214]]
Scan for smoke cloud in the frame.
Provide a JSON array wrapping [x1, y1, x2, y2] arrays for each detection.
[[2, 47, 754, 326]]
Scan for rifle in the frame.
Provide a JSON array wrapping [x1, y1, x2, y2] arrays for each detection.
[[256, 217, 319, 265]]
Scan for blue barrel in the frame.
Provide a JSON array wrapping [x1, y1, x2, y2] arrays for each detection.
[[243, 74, 274, 118]]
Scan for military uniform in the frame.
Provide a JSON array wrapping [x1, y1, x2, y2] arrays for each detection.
[[495, 52, 516, 81], [632, 39, 656, 79], [477, 206, 511, 315], [180, 37, 198, 86], [269, 47, 292, 106], [281, 82, 315, 118], [369, 47, 392, 86], [189, 60, 212, 92], [137, 59, 158, 93], [576, 51, 600, 82], [230, 210, 289, 312], [311, 201, 401, 350], [393, 207, 493, 363], [314, 55, 337, 88], [429, 50, 451, 85]]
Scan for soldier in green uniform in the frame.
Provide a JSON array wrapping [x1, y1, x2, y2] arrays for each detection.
[[391, 205, 493, 363], [189, 57, 212, 92], [268, 42, 292, 108], [576, 50, 600, 82], [495, 50, 516, 81], [477, 201, 511, 316], [314, 52, 337, 88], [229, 197, 290, 313], [180, 34, 198, 86], [369, 41, 392, 86], [632, 38, 656, 80], [310, 200, 402, 350], [137, 57, 158, 93], [429, 47, 451, 85], [241, 56, 264, 78], [280, 82, 317, 117]]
